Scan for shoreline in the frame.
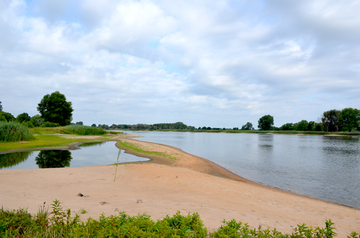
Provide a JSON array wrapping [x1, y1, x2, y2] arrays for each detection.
[[118, 139, 360, 210], [1, 138, 359, 236]]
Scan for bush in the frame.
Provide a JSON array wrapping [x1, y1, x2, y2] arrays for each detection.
[[0, 121, 34, 142], [42, 121, 60, 127], [62, 125, 106, 135]]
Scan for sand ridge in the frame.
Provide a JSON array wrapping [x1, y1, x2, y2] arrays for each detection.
[[0, 139, 359, 236]]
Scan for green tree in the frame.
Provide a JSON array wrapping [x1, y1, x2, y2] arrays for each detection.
[[294, 120, 309, 131], [37, 91, 73, 126], [321, 109, 341, 132], [279, 123, 294, 130], [339, 108, 360, 132], [16, 113, 31, 123], [241, 122, 254, 130], [0, 111, 15, 122], [30, 114, 43, 127], [0, 101, 2, 111], [258, 115, 274, 130]]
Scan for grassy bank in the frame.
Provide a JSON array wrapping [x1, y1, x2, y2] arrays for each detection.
[[0, 127, 120, 152], [1, 200, 358, 237], [118, 140, 178, 161]]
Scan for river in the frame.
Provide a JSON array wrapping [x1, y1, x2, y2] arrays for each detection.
[[130, 131, 360, 209]]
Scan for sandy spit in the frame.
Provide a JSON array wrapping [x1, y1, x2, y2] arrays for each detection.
[[0, 139, 359, 236]]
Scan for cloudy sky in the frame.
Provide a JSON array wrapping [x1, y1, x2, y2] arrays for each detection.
[[1, 0, 359, 128]]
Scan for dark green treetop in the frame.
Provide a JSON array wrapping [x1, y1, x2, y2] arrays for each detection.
[[37, 91, 73, 126], [339, 108, 360, 132], [16, 112, 31, 123], [258, 115, 274, 130]]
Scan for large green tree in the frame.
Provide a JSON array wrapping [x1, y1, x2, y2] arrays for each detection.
[[321, 109, 342, 132], [258, 115, 274, 130], [37, 91, 73, 126], [0, 101, 2, 111], [16, 112, 31, 123], [339, 108, 360, 132]]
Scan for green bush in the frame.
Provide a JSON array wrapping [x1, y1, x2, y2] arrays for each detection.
[[0, 121, 34, 142], [41, 121, 60, 127], [63, 125, 106, 135], [1, 200, 358, 237]]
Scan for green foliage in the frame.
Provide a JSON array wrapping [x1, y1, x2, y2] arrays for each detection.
[[258, 115, 274, 130], [0, 101, 2, 111], [63, 125, 106, 135], [0, 151, 33, 169], [321, 109, 342, 132], [0, 201, 356, 237], [0, 111, 15, 122], [37, 91, 73, 126], [16, 113, 31, 123], [339, 108, 360, 132], [241, 122, 254, 130], [30, 114, 43, 127], [0, 121, 34, 142], [41, 121, 60, 127]]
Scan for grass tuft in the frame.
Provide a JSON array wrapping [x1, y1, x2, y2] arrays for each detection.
[[118, 140, 178, 161], [0, 121, 34, 142]]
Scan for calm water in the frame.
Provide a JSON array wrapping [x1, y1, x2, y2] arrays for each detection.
[[0, 141, 149, 170], [129, 131, 360, 209]]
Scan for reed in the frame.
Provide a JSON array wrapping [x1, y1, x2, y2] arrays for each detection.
[[0, 121, 34, 142], [62, 125, 106, 135]]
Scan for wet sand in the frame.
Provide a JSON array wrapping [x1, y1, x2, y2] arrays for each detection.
[[0, 139, 359, 236]]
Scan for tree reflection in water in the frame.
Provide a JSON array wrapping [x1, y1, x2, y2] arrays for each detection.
[[0, 151, 33, 169], [35, 150, 72, 168]]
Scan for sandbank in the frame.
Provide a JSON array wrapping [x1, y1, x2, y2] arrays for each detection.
[[0, 139, 359, 236]]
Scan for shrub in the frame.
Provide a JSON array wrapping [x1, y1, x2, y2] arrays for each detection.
[[0, 121, 34, 142], [42, 121, 60, 127], [62, 125, 106, 135]]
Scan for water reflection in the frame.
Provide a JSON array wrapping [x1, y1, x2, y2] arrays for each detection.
[[1, 141, 150, 170], [35, 150, 72, 168], [0, 151, 33, 169]]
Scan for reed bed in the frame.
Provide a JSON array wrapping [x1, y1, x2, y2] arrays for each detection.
[[62, 125, 106, 135], [0, 121, 34, 142]]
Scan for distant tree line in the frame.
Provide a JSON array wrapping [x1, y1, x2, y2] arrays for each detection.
[[258, 108, 359, 132], [94, 122, 196, 131]]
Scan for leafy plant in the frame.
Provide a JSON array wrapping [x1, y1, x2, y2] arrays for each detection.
[[0, 200, 357, 237]]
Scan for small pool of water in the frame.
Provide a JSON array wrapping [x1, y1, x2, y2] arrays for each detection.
[[0, 141, 149, 169]]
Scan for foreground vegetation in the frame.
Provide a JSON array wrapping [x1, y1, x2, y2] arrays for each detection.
[[1, 200, 358, 237]]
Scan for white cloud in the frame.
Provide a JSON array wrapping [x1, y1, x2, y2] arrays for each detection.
[[0, 0, 360, 127]]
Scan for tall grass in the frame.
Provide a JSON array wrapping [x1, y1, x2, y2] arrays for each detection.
[[62, 125, 106, 135], [0, 121, 34, 142]]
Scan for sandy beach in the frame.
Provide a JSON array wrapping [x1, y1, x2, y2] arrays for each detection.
[[0, 139, 359, 236]]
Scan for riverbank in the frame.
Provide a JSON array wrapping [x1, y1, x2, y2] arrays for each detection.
[[0, 138, 359, 236]]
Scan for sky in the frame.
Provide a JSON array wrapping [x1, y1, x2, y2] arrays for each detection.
[[1, 0, 360, 128]]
